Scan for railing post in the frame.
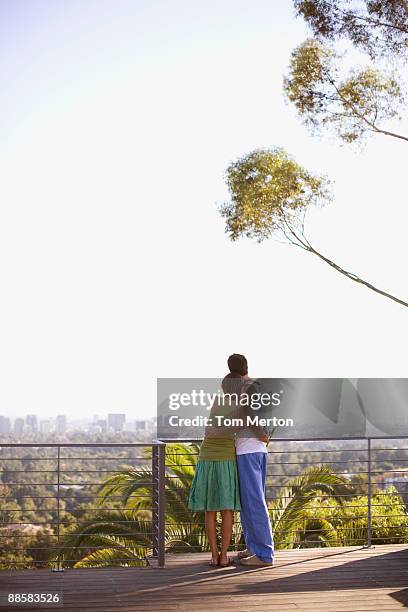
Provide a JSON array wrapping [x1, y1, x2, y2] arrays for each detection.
[[52, 445, 64, 571], [364, 437, 373, 549], [151, 442, 166, 568]]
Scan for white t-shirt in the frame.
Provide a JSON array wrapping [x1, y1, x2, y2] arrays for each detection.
[[235, 378, 268, 455], [236, 436, 268, 455]]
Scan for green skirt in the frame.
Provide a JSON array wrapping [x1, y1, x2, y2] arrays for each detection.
[[188, 459, 241, 511]]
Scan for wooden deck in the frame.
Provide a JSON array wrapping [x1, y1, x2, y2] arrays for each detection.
[[1, 545, 408, 611]]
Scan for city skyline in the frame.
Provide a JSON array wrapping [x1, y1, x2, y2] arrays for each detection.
[[0, 411, 154, 436]]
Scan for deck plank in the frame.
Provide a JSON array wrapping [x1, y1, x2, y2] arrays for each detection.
[[0, 545, 407, 611]]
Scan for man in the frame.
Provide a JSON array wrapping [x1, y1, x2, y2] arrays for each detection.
[[227, 353, 274, 567]]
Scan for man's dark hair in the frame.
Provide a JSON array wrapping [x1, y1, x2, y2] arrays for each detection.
[[227, 353, 248, 376]]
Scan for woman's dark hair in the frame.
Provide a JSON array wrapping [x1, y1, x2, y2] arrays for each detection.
[[227, 353, 248, 376], [221, 372, 243, 395]]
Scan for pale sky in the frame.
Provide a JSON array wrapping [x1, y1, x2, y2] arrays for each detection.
[[0, 0, 407, 420]]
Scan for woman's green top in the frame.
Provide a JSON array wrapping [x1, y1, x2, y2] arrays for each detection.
[[199, 400, 237, 461], [199, 437, 235, 461]]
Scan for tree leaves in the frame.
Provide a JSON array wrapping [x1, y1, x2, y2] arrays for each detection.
[[284, 39, 405, 143], [220, 147, 331, 242], [294, 0, 408, 59], [220, 147, 408, 306]]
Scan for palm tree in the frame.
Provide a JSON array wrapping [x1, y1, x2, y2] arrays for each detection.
[[54, 444, 206, 567], [96, 443, 207, 553], [54, 511, 152, 568], [269, 465, 352, 548], [54, 446, 354, 567]]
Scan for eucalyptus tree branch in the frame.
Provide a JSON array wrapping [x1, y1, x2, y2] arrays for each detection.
[[222, 147, 408, 309], [288, 230, 408, 308], [279, 216, 311, 250], [330, 80, 408, 143], [334, 6, 408, 35], [296, 0, 408, 37], [277, 211, 408, 307]]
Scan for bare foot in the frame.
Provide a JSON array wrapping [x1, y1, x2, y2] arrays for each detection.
[[219, 554, 229, 566], [209, 553, 220, 567]]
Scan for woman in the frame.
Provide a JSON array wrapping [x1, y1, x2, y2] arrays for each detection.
[[188, 373, 243, 567]]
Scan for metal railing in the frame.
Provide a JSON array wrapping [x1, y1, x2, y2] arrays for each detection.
[[161, 436, 408, 553], [1, 437, 408, 570], [0, 442, 166, 570]]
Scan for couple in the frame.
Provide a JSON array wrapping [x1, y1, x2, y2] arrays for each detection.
[[188, 353, 274, 567]]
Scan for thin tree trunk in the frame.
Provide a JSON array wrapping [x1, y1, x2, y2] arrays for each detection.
[[371, 126, 408, 143], [306, 244, 408, 308]]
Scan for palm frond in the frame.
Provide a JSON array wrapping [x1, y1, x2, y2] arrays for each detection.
[[52, 511, 152, 567], [270, 465, 353, 548], [74, 547, 145, 568]]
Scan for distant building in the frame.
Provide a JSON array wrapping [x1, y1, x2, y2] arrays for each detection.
[[0, 416, 11, 435], [56, 415, 67, 434], [108, 413, 126, 432], [26, 414, 38, 433], [135, 420, 147, 431], [6, 523, 42, 535], [378, 469, 408, 506], [95, 419, 107, 433], [14, 417, 24, 434], [40, 420, 51, 433]]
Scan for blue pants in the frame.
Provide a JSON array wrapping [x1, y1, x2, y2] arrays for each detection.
[[237, 452, 274, 562]]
